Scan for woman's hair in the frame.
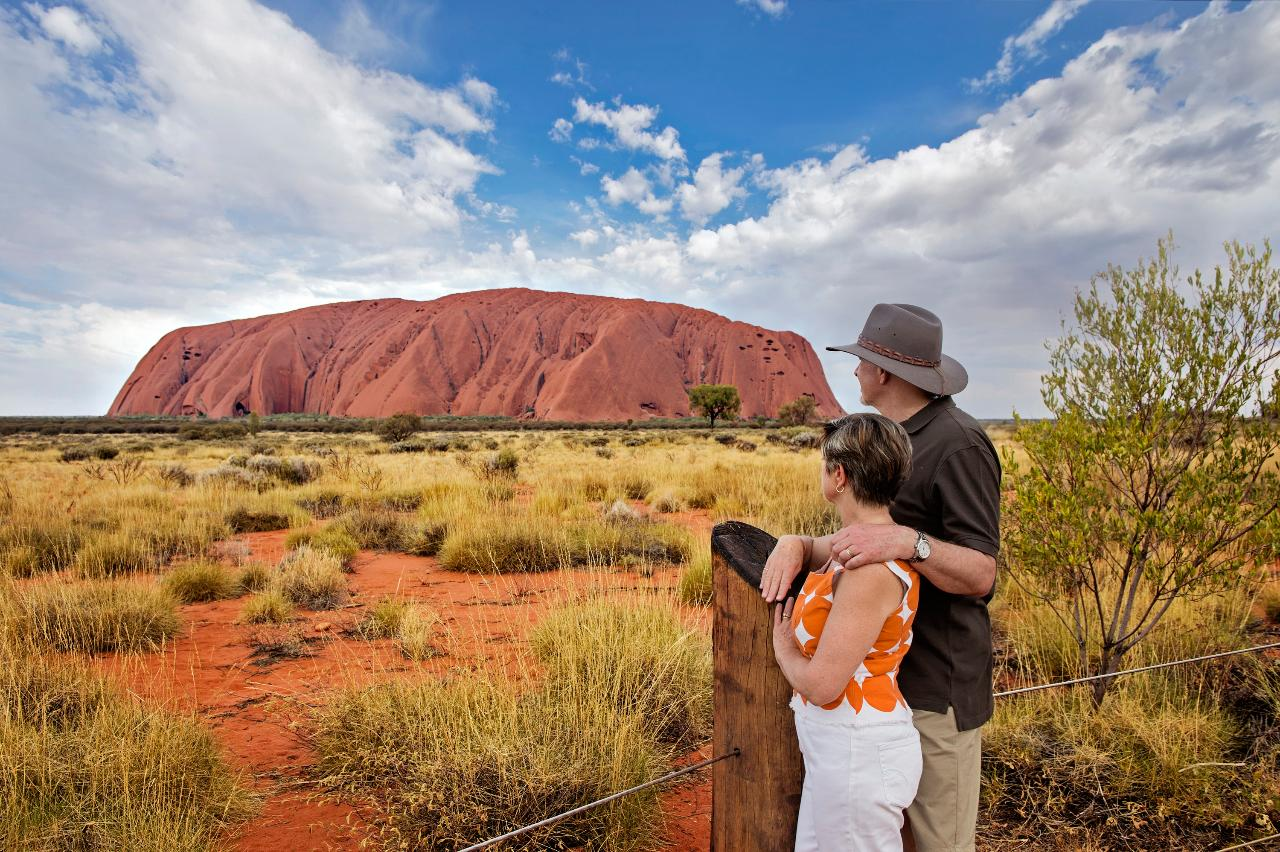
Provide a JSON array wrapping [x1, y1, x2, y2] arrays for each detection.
[[820, 413, 912, 507]]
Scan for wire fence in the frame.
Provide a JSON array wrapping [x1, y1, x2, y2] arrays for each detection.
[[457, 639, 1280, 851]]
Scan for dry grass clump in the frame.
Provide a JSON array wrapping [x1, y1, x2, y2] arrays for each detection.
[[0, 515, 83, 577], [236, 562, 272, 593], [225, 507, 291, 534], [0, 639, 254, 849], [357, 596, 439, 660], [677, 549, 713, 606], [239, 589, 295, 625], [332, 508, 410, 551], [72, 532, 157, 578], [276, 546, 349, 609], [437, 512, 693, 574], [245, 624, 313, 661], [312, 674, 663, 851], [532, 599, 712, 748], [5, 580, 181, 653], [161, 560, 239, 604], [285, 526, 360, 567]]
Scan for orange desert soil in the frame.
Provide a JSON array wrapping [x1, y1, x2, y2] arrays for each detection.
[[91, 509, 717, 852]]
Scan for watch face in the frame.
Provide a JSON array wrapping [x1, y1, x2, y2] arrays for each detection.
[[917, 535, 931, 560]]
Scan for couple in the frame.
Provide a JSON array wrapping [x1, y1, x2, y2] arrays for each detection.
[[763, 304, 1001, 852]]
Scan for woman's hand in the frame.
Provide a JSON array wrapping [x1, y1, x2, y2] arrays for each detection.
[[761, 535, 807, 602], [771, 598, 798, 664]]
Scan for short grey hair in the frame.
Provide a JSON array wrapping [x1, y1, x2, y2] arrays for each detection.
[[820, 413, 912, 506]]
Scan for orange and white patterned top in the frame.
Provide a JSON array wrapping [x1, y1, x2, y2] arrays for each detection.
[[790, 558, 920, 720]]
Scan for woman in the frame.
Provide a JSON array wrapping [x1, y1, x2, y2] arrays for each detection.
[[768, 413, 922, 852]]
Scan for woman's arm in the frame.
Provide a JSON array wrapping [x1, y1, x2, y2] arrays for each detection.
[[771, 564, 905, 706], [760, 533, 835, 602]]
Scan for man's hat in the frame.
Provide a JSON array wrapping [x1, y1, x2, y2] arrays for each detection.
[[827, 303, 968, 396]]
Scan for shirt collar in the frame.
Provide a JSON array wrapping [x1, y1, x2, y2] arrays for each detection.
[[901, 395, 955, 435]]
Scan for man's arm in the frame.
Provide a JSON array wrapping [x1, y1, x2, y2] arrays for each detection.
[[827, 524, 995, 597]]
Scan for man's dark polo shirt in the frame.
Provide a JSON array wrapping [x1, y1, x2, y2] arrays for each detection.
[[891, 396, 1001, 732]]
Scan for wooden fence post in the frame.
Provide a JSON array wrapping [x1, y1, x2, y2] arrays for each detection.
[[710, 521, 808, 851]]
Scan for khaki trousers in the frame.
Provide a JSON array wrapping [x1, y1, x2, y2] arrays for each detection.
[[905, 707, 981, 852]]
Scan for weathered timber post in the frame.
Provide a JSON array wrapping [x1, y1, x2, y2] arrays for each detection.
[[710, 521, 809, 851]]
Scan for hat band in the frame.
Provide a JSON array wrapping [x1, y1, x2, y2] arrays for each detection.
[[857, 336, 941, 368]]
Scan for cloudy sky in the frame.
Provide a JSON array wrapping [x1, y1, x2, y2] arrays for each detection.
[[1, 0, 1277, 418]]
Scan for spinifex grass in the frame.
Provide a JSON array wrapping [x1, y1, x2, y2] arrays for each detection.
[[0, 635, 255, 850]]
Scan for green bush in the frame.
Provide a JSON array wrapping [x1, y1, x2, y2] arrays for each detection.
[[285, 526, 359, 568], [375, 413, 422, 443]]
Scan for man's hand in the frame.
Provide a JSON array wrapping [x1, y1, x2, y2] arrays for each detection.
[[761, 535, 807, 603], [829, 523, 916, 569]]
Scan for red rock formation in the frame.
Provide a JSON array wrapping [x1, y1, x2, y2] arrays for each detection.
[[108, 288, 843, 422]]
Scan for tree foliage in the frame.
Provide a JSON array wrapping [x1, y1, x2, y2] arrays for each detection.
[[1003, 234, 1280, 706], [777, 395, 818, 426], [686, 385, 740, 429], [375, 412, 422, 444]]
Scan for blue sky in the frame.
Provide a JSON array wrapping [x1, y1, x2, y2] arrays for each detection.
[[0, 0, 1276, 417]]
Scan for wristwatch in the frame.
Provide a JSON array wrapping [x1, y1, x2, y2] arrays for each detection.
[[910, 530, 931, 562]]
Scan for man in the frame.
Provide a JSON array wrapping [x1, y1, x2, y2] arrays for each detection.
[[761, 303, 1001, 852]]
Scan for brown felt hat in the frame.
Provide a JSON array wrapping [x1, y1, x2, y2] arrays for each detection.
[[827, 303, 968, 396]]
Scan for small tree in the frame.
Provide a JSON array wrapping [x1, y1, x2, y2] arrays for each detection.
[[376, 412, 422, 444], [245, 411, 261, 437], [687, 384, 740, 429], [1003, 234, 1280, 707], [777, 395, 818, 426]]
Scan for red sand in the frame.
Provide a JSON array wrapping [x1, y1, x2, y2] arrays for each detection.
[[91, 513, 717, 851]]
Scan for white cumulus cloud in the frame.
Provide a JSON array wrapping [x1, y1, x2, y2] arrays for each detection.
[[678, 153, 749, 226], [571, 96, 686, 161]]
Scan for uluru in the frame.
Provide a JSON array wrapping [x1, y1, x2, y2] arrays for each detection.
[[108, 288, 843, 422]]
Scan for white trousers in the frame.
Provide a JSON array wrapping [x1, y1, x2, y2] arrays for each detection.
[[791, 697, 923, 852]]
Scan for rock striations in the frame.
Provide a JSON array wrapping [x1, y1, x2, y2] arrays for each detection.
[[108, 288, 843, 422]]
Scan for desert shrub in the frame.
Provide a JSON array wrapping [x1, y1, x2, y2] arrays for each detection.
[[334, 508, 409, 551], [678, 551, 713, 606], [532, 599, 712, 748], [582, 476, 610, 502], [197, 464, 267, 491], [276, 547, 348, 609], [154, 462, 195, 488], [0, 640, 254, 850], [73, 533, 157, 578], [141, 514, 221, 563], [594, 446, 614, 459], [8, 580, 181, 652], [788, 431, 820, 450], [733, 439, 757, 453], [375, 412, 422, 443], [161, 561, 238, 604], [225, 507, 290, 534], [312, 675, 663, 851], [480, 447, 520, 479], [239, 590, 294, 625], [295, 489, 347, 519], [59, 445, 92, 462], [713, 432, 737, 446], [0, 516, 83, 577], [604, 499, 643, 523], [236, 562, 271, 594], [244, 455, 320, 485], [388, 440, 426, 454], [91, 444, 119, 460], [285, 526, 360, 567]]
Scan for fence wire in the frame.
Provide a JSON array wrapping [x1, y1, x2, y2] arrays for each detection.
[[458, 640, 1280, 851]]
